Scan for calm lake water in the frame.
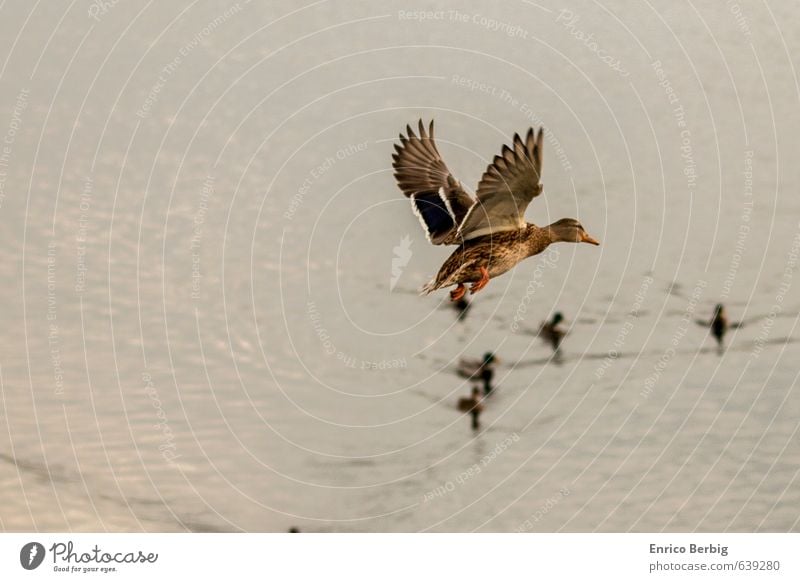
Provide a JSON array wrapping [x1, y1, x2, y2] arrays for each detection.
[[1, 0, 799, 532]]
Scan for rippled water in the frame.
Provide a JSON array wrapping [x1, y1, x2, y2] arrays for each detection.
[[1, 0, 799, 532]]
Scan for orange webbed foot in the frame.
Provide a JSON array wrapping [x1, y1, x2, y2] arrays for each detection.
[[470, 266, 490, 294], [450, 284, 467, 302]]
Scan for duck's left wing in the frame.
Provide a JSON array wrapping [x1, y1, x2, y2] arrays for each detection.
[[393, 120, 474, 245], [457, 128, 543, 241]]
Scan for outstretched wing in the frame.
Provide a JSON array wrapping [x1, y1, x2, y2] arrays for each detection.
[[393, 120, 474, 245], [457, 128, 544, 241]]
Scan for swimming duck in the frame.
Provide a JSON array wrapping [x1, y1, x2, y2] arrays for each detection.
[[393, 120, 599, 301], [539, 311, 566, 352], [480, 365, 495, 395], [457, 352, 497, 378], [453, 296, 471, 321], [457, 387, 484, 430], [711, 304, 727, 345], [696, 304, 742, 348], [457, 387, 483, 412]]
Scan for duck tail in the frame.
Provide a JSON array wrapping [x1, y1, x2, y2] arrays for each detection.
[[419, 278, 438, 296]]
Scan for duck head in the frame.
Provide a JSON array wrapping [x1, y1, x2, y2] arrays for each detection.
[[547, 218, 600, 245]]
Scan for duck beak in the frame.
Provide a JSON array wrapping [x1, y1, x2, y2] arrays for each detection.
[[581, 233, 600, 245]]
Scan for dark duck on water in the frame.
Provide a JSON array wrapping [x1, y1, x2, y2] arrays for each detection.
[[457, 352, 497, 378], [540, 311, 567, 353], [696, 303, 743, 349], [457, 387, 484, 430], [392, 120, 600, 301]]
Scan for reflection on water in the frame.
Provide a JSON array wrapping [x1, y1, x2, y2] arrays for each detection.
[[0, 0, 799, 532]]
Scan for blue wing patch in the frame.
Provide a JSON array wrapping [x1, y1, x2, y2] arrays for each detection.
[[411, 191, 456, 243]]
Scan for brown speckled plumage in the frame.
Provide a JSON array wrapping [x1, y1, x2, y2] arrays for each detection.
[[423, 226, 552, 291]]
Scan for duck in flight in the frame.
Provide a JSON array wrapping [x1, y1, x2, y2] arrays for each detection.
[[393, 120, 599, 301]]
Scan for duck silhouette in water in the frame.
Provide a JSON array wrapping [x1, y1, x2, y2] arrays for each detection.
[[453, 297, 471, 321], [457, 352, 497, 395], [696, 304, 743, 352], [480, 365, 495, 395], [539, 312, 567, 354], [458, 352, 497, 377], [457, 386, 484, 430]]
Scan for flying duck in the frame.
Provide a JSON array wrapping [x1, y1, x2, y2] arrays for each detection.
[[392, 120, 599, 301]]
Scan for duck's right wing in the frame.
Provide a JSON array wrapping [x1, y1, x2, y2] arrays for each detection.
[[457, 128, 543, 241], [393, 120, 474, 245]]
